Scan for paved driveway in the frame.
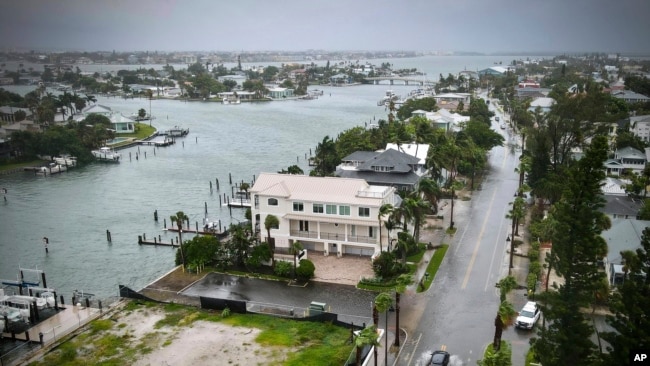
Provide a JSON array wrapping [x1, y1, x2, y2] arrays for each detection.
[[308, 253, 375, 286]]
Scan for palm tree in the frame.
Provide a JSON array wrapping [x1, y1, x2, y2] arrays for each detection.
[[417, 177, 442, 215], [506, 197, 526, 274], [493, 276, 517, 352], [393, 274, 413, 347], [377, 204, 393, 253], [170, 211, 189, 268], [400, 192, 428, 244], [264, 214, 279, 268], [355, 325, 380, 366], [374, 292, 393, 366], [289, 240, 303, 279]]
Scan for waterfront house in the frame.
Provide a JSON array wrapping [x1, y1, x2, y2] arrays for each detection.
[[329, 73, 353, 85], [250, 173, 399, 258], [411, 108, 469, 131], [336, 147, 425, 191], [478, 66, 509, 76], [432, 93, 471, 111], [267, 87, 294, 99]]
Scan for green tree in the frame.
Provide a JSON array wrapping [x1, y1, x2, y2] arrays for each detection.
[[417, 177, 441, 214], [396, 97, 438, 121], [601, 227, 650, 363], [295, 259, 315, 280], [531, 136, 610, 366], [170, 211, 189, 268], [264, 214, 279, 268], [493, 276, 517, 351], [310, 135, 338, 176], [506, 197, 526, 274], [278, 165, 304, 174]]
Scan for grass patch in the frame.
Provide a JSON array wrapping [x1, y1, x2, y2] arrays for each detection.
[[90, 319, 113, 334], [0, 159, 44, 172], [406, 243, 427, 263], [417, 244, 449, 293]]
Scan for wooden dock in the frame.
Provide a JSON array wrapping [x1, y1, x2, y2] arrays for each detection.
[[164, 227, 228, 238]]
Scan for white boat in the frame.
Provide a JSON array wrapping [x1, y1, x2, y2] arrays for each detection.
[[7, 294, 47, 309], [0, 305, 22, 327], [92, 147, 121, 162], [40, 291, 56, 307], [53, 155, 77, 167], [222, 96, 241, 105], [36, 162, 68, 175], [2, 298, 31, 322]]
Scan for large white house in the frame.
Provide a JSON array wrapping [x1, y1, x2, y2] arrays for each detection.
[[250, 173, 399, 258]]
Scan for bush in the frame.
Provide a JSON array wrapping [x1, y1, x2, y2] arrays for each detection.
[[296, 259, 315, 280], [529, 261, 541, 277], [527, 273, 538, 292], [274, 261, 292, 277], [528, 248, 539, 263]]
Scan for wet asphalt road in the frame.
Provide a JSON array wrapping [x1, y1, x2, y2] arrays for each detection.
[[396, 99, 529, 366]]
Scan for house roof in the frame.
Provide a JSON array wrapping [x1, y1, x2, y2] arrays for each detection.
[[356, 148, 420, 173], [341, 151, 378, 162], [336, 169, 420, 187], [250, 172, 390, 206], [385, 143, 430, 165], [601, 195, 642, 217], [530, 97, 555, 108], [603, 219, 650, 265], [82, 104, 112, 114], [617, 146, 645, 160]]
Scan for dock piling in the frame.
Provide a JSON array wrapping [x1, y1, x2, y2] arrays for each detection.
[[216, 178, 220, 190], [210, 181, 213, 193], [229, 173, 232, 185], [205, 202, 208, 214], [154, 210, 158, 222], [164, 218, 167, 228]]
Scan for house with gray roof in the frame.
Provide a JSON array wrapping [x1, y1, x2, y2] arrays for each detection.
[[336, 148, 424, 191], [601, 195, 642, 220], [603, 219, 650, 286], [611, 90, 650, 104], [613, 146, 647, 174]]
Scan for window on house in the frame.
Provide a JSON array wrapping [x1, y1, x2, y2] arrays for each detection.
[[313, 203, 324, 213], [358, 207, 370, 217], [326, 204, 337, 214], [254, 196, 259, 209], [268, 198, 278, 206], [368, 227, 374, 238], [293, 202, 304, 212], [299, 220, 309, 231], [339, 205, 350, 216]]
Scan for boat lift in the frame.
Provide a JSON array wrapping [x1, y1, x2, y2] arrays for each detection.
[[0, 267, 48, 295]]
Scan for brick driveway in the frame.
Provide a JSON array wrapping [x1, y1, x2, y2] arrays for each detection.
[[307, 253, 375, 286]]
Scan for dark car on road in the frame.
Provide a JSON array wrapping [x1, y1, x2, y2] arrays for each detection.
[[430, 350, 450, 366]]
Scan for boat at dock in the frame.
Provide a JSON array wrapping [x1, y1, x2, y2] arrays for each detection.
[[53, 155, 77, 167], [222, 96, 241, 105], [158, 126, 189, 137], [92, 147, 121, 162], [34, 163, 68, 176]]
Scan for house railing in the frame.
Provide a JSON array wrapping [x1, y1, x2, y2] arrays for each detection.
[[289, 230, 376, 244]]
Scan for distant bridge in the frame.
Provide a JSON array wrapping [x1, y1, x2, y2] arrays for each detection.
[[364, 76, 436, 86]]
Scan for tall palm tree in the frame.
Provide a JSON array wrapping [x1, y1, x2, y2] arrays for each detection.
[[374, 292, 393, 366], [400, 192, 428, 244], [377, 204, 393, 253], [264, 214, 279, 268], [170, 211, 189, 268], [506, 197, 526, 274], [393, 274, 413, 347]]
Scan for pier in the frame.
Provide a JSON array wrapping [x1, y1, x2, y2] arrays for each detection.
[[364, 76, 436, 86]]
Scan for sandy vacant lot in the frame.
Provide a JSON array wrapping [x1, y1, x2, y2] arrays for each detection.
[[112, 304, 288, 366]]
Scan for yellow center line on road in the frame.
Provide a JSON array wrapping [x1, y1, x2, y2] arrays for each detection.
[[461, 146, 509, 290]]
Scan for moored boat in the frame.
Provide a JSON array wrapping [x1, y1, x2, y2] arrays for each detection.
[[158, 126, 189, 137], [92, 147, 121, 162]]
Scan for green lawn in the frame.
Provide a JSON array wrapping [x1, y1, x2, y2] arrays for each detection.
[[0, 159, 43, 172], [417, 244, 449, 293]]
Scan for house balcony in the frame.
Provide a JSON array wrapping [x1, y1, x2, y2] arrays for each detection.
[[289, 230, 377, 244]]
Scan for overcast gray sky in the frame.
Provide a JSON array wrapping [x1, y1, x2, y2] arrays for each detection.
[[1, 0, 649, 54]]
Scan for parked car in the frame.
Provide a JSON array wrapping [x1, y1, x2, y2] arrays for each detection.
[[516, 301, 541, 329], [495, 116, 500, 122], [429, 350, 450, 366]]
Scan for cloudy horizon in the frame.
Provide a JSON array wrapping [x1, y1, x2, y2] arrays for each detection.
[[1, 0, 649, 55]]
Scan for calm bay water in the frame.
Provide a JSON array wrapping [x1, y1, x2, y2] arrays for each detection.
[[0, 55, 544, 300]]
